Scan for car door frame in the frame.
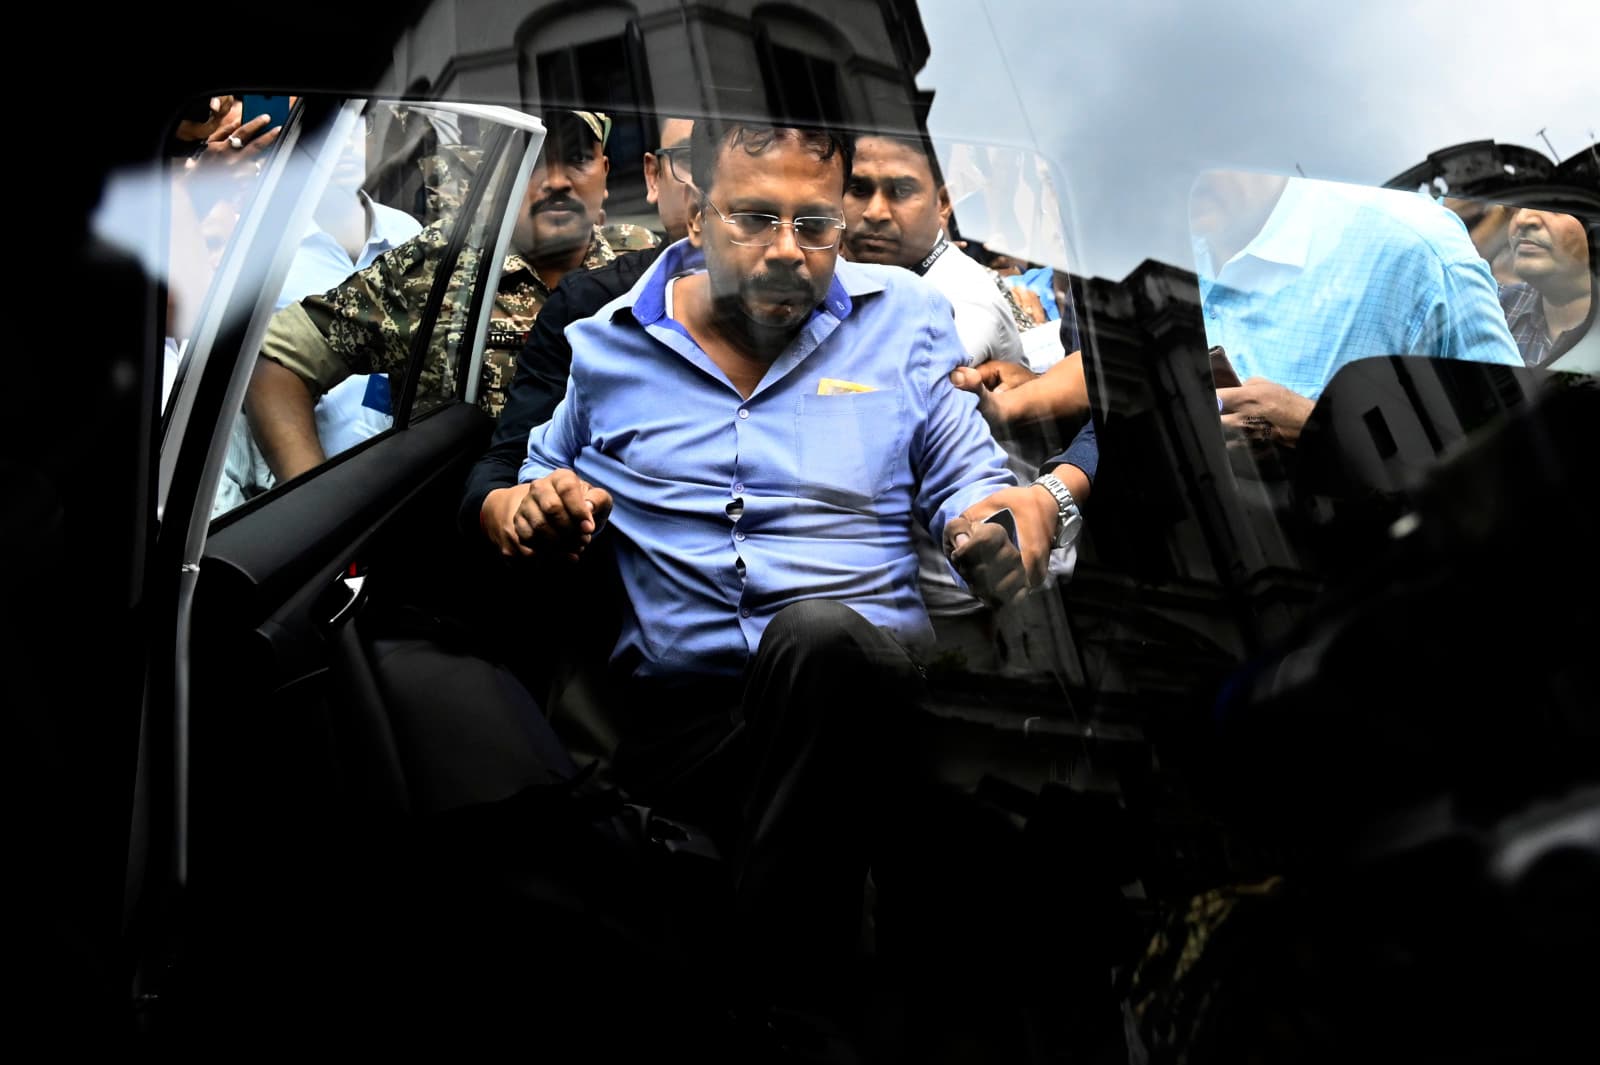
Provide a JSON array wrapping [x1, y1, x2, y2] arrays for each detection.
[[124, 95, 545, 1027]]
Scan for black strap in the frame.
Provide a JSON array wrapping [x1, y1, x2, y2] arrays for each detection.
[[912, 232, 951, 276]]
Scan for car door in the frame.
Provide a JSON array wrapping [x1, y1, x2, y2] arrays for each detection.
[[118, 94, 549, 1036]]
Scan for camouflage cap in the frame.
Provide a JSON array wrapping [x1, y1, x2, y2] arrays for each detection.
[[568, 110, 611, 147]]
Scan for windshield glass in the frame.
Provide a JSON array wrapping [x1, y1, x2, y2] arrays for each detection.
[[918, 0, 1595, 278], [109, 2, 1597, 1058]]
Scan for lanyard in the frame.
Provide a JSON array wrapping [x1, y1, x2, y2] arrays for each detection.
[[914, 232, 951, 276]]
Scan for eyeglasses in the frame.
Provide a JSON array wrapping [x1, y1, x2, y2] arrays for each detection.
[[702, 195, 846, 251], [655, 144, 693, 185]]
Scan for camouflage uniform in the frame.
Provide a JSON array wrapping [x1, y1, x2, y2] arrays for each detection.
[[415, 143, 479, 226], [258, 195, 659, 421], [477, 220, 659, 419]]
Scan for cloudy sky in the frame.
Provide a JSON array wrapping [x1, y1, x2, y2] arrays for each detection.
[[917, 0, 1596, 280]]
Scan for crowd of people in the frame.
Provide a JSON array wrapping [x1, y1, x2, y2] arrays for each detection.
[[158, 88, 1597, 1056]]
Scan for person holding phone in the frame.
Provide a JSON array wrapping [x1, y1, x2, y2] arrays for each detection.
[[193, 95, 288, 173], [1189, 171, 1521, 451], [161, 93, 289, 342], [237, 94, 293, 140]]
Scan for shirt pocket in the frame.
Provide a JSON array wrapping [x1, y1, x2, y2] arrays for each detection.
[[792, 390, 906, 510]]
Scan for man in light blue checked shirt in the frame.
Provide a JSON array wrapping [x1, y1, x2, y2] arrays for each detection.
[[1191, 172, 1521, 447]]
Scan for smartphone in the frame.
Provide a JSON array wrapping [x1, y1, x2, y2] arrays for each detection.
[[982, 507, 1019, 549], [1209, 345, 1242, 389], [240, 93, 293, 132]]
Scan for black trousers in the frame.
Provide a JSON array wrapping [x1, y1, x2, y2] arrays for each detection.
[[610, 600, 925, 1002]]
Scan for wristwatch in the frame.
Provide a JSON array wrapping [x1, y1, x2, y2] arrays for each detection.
[[1032, 472, 1084, 549]]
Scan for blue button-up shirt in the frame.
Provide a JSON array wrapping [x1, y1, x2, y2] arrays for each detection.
[[1195, 178, 1520, 400], [521, 241, 1018, 679]]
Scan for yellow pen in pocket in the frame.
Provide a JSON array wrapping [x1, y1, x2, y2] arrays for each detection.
[[816, 377, 877, 396]]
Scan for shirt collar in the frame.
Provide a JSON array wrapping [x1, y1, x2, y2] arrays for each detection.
[[626, 239, 880, 327], [362, 191, 414, 249], [1229, 177, 1316, 272], [1197, 178, 1327, 298]]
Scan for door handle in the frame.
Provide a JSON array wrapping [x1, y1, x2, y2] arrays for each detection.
[[325, 571, 368, 630]]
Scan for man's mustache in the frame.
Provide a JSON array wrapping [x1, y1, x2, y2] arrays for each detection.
[[747, 270, 810, 296], [533, 196, 586, 215]]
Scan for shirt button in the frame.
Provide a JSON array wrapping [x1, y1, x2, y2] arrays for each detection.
[[740, 608, 752, 618], [737, 408, 750, 419], [732, 483, 745, 494], [735, 531, 746, 542]]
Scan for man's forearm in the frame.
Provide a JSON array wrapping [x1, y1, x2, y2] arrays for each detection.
[[994, 350, 1089, 426], [245, 358, 326, 482]]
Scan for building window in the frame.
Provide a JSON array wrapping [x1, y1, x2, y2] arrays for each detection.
[[518, 4, 653, 228], [753, 5, 853, 126], [761, 42, 848, 126]]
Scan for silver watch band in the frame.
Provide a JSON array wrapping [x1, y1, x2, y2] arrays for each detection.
[[1032, 473, 1084, 549]]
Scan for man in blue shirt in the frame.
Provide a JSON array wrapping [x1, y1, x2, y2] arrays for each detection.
[[517, 124, 1043, 672], [513, 118, 1058, 1018], [1191, 172, 1521, 448]]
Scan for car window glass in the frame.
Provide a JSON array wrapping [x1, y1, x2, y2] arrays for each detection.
[[918, 0, 1593, 283], [1443, 195, 1600, 375], [117, 7, 1600, 1059], [91, 94, 294, 416], [205, 103, 530, 522], [404, 128, 524, 424], [909, 0, 1592, 665], [1186, 171, 1528, 401]]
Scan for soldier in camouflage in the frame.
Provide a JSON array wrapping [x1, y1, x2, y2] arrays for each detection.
[[480, 217, 659, 419], [246, 109, 659, 483]]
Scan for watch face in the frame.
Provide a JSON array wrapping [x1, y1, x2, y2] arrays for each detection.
[[1057, 513, 1083, 549]]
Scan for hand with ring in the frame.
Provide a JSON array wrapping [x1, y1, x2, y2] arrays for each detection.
[[187, 102, 283, 183]]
